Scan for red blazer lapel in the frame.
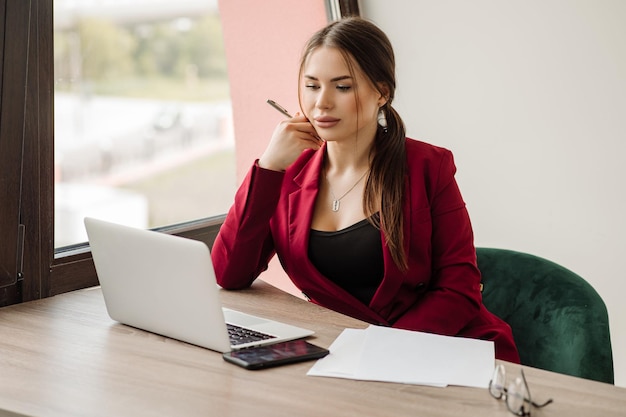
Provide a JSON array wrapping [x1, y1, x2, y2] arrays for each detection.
[[286, 147, 323, 266]]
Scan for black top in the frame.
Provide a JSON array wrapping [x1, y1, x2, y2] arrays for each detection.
[[308, 217, 384, 306]]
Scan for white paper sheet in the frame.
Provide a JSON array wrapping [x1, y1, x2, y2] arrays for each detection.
[[307, 325, 494, 388], [307, 328, 366, 378]]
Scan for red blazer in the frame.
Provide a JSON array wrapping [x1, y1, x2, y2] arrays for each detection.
[[212, 138, 520, 363]]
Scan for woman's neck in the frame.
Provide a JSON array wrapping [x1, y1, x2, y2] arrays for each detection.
[[324, 137, 373, 174]]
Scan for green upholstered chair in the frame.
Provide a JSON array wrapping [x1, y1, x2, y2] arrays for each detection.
[[476, 247, 614, 384]]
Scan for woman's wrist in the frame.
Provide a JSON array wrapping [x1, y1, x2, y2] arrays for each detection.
[[258, 157, 285, 172]]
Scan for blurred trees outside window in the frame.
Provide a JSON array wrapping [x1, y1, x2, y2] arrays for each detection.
[[54, 1, 235, 248]]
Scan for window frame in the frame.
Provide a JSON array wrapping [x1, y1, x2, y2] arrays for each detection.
[[0, 0, 42, 305], [0, 0, 359, 307]]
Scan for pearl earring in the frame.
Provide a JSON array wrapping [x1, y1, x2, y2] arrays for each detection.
[[377, 108, 388, 133]]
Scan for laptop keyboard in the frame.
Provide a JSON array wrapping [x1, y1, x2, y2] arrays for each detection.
[[227, 323, 277, 346]]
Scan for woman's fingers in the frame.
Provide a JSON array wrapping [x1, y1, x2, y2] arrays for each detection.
[[259, 116, 322, 171]]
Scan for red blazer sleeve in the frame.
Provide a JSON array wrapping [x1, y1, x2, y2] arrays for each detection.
[[392, 149, 482, 336], [211, 162, 284, 289]]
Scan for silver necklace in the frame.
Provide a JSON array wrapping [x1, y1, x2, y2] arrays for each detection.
[[325, 169, 369, 212]]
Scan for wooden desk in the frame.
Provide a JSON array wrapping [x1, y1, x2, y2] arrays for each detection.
[[0, 281, 624, 417]]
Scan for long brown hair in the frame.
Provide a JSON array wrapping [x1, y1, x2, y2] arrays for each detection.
[[299, 17, 408, 270]]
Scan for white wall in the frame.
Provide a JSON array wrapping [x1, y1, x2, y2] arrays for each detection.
[[362, 0, 626, 386]]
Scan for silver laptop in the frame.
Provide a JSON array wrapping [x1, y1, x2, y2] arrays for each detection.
[[84, 217, 314, 353]]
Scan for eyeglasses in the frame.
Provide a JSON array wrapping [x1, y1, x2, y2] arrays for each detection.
[[489, 364, 553, 416]]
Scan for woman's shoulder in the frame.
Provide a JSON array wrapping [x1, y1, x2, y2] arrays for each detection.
[[404, 137, 452, 157], [403, 137, 458, 188], [404, 137, 454, 169]]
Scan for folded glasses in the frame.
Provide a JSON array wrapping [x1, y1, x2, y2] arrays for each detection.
[[489, 364, 553, 416]]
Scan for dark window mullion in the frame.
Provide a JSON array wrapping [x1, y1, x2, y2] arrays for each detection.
[[0, 0, 32, 304]]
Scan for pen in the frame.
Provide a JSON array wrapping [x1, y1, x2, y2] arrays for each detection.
[[267, 99, 292, 118]]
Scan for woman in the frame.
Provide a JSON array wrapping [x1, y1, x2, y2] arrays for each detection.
[[211, 17, 520, 362]]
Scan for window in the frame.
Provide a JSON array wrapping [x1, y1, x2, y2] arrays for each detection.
[[0, 0, 359, 307], [0, 0, 231, 306], [53, 0, 235, 248]]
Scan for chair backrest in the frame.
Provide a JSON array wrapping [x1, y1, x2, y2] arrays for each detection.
[[476, 247, 614, 384]]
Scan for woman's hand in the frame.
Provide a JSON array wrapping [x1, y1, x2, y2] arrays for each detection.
[[258, 113, 323, 172]]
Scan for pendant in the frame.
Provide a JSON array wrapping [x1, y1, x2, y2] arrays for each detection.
[[332, 200, 340, 212]]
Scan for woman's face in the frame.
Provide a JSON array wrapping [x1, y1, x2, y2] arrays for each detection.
[[300, 46, 384, 143]]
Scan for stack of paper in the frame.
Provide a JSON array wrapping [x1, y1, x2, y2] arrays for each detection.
[[307, 325, 494, 388]]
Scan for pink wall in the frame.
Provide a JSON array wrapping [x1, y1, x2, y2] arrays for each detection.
[[218, 0, 328, 295]]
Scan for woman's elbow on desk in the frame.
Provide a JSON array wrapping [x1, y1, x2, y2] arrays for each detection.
[[211, 246, 256, 290], [213, 267, 256, 290], [212, 257, 263, 290]]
